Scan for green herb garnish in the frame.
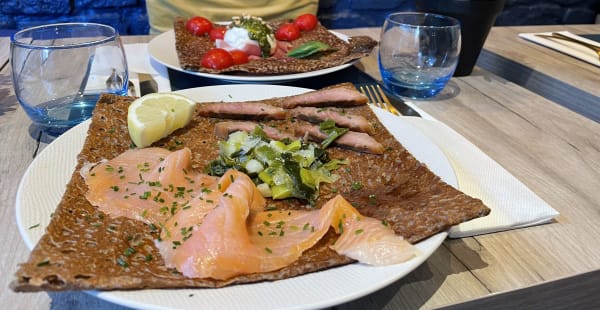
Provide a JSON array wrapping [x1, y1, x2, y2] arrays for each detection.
[[287, 41, 337, 58]]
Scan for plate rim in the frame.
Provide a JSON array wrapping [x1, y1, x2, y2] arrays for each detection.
[[15, 84, 454, 310]]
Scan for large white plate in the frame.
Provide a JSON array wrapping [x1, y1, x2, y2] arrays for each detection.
[[16, 85, 456, 310], [148, 30, 357, 83]]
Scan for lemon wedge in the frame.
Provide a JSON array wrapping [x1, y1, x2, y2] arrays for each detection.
[[127, 92, 196, 148]]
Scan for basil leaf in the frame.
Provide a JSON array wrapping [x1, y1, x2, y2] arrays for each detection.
[[287, 41, 337, 58]]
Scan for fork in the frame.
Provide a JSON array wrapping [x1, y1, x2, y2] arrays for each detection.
[[105, 69, 136, 96], [359, 84, 401, 116]]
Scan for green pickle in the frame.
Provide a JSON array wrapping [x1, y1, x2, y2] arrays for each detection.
[[207, 122, 349, 205]]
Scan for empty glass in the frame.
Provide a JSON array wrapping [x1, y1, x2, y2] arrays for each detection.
[[11, 23, 128, 135], [378, 13, 461, 99]]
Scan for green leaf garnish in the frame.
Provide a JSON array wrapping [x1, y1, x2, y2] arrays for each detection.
[[287, 41, 337, 58]]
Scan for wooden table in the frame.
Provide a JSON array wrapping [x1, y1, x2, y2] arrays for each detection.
[[478, 24, 600, 122], [1, 26, 599, 309]]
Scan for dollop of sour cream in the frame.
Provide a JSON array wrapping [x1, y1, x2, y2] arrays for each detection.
[[215, 27, 261, 57]]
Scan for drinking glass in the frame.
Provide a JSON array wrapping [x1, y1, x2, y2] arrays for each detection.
[[11, 23, 128, 135], [378, 13, 461, 99]]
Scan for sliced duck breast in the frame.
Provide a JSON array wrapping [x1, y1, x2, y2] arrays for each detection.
[[197, 102, 287, 120], [295, 124, 384, 155], [289, 106, 374, 134], [281, 83, 368, 109]]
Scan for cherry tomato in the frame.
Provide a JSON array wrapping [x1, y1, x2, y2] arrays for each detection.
[[201, 48, 234, 69], [209, 26, 227, 41], [294, 13, 318, 31], [185, 16, 213, 36], [275, 23, 301, 41], [229, 50, 249, 65]]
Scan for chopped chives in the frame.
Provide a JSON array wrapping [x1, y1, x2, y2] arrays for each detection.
[[116, 257, 129, 267]]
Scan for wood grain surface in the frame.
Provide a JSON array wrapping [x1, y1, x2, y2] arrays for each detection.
[[478, 24, 600, 122]]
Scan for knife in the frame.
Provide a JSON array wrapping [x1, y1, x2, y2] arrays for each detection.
[[138, 73, 158, 96]]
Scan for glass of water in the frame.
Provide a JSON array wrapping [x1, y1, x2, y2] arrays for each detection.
[[379, 13, 461, 99], [11, 23, 128, 135]]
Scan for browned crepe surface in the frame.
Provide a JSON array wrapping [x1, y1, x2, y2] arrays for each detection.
[[174, 17, 378, 74], [12, 91, 490, 292]]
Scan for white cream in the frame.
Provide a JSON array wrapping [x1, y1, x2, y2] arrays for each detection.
[[216, 27, 260, 52]]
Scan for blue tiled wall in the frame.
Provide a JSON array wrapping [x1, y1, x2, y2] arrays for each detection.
[[495, 0, 599, 26], [317, 0, 414, 29], [0, 0, 148, 35], [1, 0, 598, 36]]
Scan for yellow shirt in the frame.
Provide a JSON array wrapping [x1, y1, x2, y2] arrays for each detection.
[[146, 0, 319, 33]]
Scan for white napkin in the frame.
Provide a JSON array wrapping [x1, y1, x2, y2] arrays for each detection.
[[398, 116, 559, 237], [124, 43, 172, 93], [519, 31, 600, 67]]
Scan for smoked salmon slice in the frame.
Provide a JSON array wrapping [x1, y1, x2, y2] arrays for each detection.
[[83, 147, 417, 281], [83, 147, 219, 225]]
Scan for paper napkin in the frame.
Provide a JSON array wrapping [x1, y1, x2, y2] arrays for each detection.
[[401, 117, 559, 238], [124, 43, 172, 92], [519, 31, 600, 67]]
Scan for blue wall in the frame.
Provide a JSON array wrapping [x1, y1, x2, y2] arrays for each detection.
[[0, 0, 149, 35], [1, 0, 598, 36]]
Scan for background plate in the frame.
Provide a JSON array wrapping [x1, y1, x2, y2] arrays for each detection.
[[148, 30, 357, 83]]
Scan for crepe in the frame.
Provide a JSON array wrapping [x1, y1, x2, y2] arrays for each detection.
[[12, 88, 489, 292], [173, 16, 378, 74]]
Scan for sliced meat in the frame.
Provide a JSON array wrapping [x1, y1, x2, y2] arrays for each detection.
[[295, 124, 384, 155], [289, 107, 374, 134], [214, 121, 295, 141], [281, 83, 368, 109], [197, 102, 287, 120]]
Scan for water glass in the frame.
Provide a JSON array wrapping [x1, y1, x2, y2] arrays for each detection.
[[378, 13, 461, 99], [11, 23, 128, 135]]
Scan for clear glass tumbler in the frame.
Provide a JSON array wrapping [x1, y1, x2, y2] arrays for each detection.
[[379, 13, 461, 99], [11, 23, 128, 135]]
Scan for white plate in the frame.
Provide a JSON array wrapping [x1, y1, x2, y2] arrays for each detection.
[[16, 85, 456, 310], [148, 30, 357, 83]]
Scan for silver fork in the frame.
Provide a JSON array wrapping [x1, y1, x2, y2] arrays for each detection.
[[105, 69, 136, 96], [358, 84, 401, 116]]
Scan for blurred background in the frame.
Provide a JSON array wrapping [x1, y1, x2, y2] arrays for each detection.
[[1, 0, 599, 36]]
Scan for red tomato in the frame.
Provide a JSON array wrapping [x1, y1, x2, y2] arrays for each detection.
[[230, 50, 249, 65], [275, 23, 301, 41], [209, 26, 227, 41], [185, 16, 213, 36], [201, 48, 234, 69], [294, 13, 318, 31]]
